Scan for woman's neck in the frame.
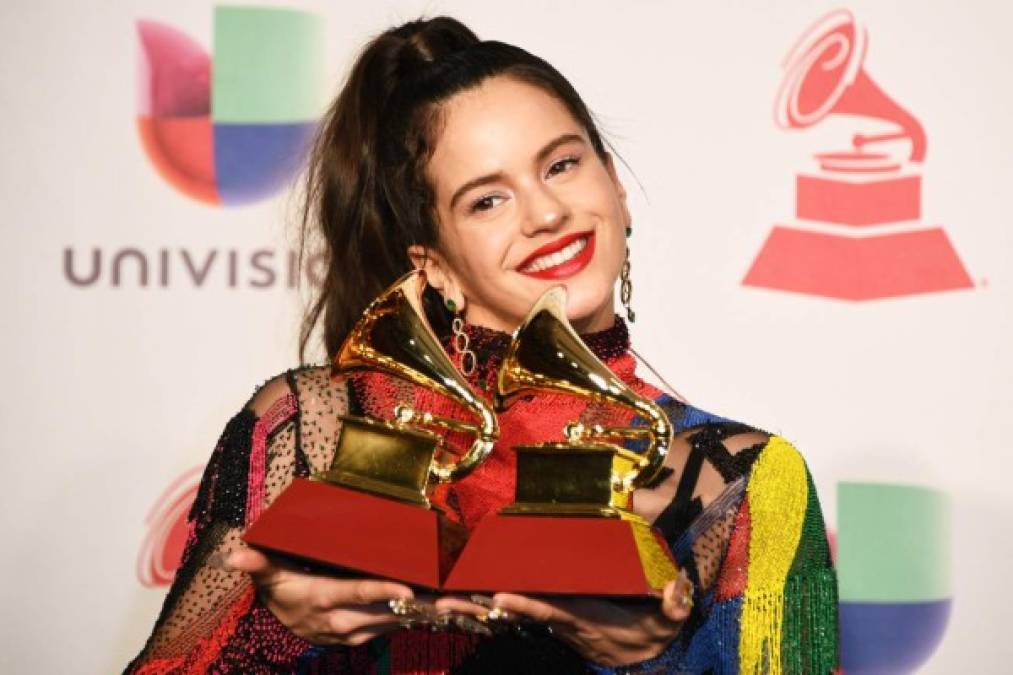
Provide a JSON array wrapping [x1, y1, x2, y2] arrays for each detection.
[[462, 296, 618, 336], [451, 313, 631, 390]]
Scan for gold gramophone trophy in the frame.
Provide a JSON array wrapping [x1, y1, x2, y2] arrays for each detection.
[[443, 286, 680, 596], [244, 270, 499, 588]]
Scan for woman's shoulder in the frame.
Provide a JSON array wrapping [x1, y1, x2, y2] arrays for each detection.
[[233, 365, 350, 474], [242, 364, 349, 419], [656, 395, 810, 486]]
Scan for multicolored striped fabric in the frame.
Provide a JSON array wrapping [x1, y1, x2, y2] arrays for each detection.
[[592, 407, 839, 674], [738, 437, 838, 673]]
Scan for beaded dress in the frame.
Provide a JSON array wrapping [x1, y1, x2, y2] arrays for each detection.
[[126, 317, 838, 674]]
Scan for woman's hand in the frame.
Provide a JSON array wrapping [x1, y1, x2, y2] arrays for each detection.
[[226, 548, 413, 646], [435, 574, 694, 667]]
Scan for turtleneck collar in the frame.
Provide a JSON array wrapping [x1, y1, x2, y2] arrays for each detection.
[[443, 314, 631, 389]]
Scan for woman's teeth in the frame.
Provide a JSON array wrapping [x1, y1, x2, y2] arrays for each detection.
[[520, 236, 588, 273]]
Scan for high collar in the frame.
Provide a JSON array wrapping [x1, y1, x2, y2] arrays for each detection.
[[444, 314, 631, 388]]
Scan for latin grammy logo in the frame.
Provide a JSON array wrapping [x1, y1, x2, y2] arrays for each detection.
[[136, 467, 202, 587], [743, 9, 973, 300]]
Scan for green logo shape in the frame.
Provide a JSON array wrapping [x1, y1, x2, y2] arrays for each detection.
[[212, 6, 326, 123], [838, 482, 950, 602]]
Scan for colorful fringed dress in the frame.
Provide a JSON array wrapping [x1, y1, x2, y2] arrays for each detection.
[[126, 317, 838, 674]]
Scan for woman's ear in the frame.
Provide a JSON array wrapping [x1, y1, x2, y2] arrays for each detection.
[[407, 244, 463, 308]]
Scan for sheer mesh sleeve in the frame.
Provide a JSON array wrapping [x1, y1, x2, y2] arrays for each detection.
[[595, 408, 839, 674], [633, 420, 770, 595], [125, 367, 349, 674]]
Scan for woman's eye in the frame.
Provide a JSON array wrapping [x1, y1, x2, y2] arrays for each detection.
[[547, 156, 579, 178], [470, 194, 503, 213]]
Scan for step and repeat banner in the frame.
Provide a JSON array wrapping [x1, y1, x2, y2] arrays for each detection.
[[2, 1, 1010, 672]]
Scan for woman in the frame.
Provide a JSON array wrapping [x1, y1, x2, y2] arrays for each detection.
[[128, 16, 838, 674]]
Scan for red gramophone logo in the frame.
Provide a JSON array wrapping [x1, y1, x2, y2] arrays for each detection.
[[137, 466, 202, 587], [743, 9, 973, 300]]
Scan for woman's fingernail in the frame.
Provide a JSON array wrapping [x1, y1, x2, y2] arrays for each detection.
[[679, 576, 695, 610]]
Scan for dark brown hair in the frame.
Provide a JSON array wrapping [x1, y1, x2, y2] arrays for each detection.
[[298, 16, 609, 360]]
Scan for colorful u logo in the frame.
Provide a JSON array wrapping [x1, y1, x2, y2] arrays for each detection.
[[838, 482, 951, 673], [136, 7, 324, 206]]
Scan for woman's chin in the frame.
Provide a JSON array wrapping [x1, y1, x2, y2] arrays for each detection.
[[566, 297, 617, 333]]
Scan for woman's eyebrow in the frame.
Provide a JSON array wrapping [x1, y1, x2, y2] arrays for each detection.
[[534, 132, 585, 164], [448, 133, 587, 209], [450, 171, 506, 209]]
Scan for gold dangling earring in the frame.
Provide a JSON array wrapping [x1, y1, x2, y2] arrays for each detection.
[[446, 297, 477, 376], [620, 227, 635, 323]]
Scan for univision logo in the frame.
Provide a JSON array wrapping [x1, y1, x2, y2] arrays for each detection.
[[136, 6, 324, 206]]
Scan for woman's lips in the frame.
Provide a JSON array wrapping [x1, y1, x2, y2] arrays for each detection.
[[518, 231, 595, 280]]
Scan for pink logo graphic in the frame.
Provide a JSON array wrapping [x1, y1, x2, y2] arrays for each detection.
[[136, 466, 202, 587], [743, 9, 973, 300]]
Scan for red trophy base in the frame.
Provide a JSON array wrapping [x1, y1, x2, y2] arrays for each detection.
[[443, 514, 677, 597], [243, 478, 465, 589], [743, 225, 973, 301]]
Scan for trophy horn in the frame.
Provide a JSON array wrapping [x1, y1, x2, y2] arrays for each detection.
[[245, 270, 493, 588], [329, 270, 498, 499], [495, 286, 671, 495], [440, 286, 680, 595]]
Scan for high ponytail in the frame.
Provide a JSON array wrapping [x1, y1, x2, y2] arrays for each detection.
[[298, 16, 608, 360]]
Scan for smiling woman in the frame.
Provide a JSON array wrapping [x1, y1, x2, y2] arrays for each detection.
[[413, 78, 629, 334], [127, 15, 838, 675]]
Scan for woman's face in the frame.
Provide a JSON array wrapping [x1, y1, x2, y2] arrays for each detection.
[[411, 75, 630, 334]]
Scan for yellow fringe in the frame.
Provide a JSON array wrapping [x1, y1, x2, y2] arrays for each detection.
[[630, 518, 679, 592], [739, 436, 809, 674]]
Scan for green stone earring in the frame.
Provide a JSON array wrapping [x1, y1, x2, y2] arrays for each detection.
[[625, 226, 632, 238], [445, 298, 457, 313]]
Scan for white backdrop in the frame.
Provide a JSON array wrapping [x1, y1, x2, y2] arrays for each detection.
[[2, 1, 1011, 673]]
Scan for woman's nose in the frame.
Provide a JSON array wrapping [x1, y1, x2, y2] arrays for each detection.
[[520, 184, 570, 236]]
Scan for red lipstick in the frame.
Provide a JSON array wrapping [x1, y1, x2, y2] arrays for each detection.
[[517, 231, 595, 280]]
